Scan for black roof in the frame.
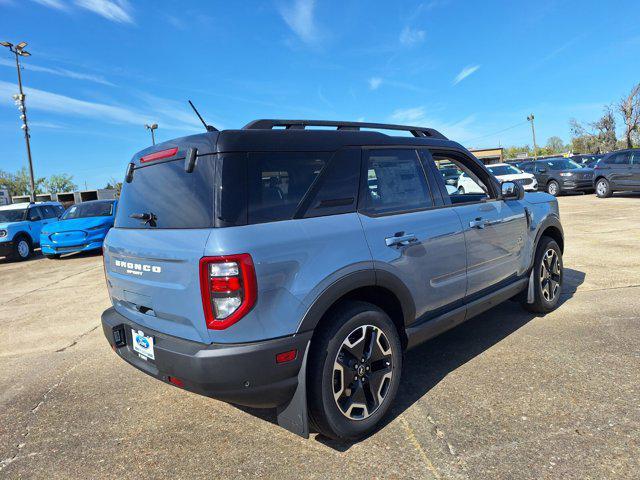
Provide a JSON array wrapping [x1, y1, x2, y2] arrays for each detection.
[[132, 119, 466, 163]]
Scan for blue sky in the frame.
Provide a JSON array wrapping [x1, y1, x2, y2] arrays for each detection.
[[1, 0, 639, 189]]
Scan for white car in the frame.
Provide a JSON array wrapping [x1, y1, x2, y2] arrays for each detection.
[[456, 163, 538, 194]]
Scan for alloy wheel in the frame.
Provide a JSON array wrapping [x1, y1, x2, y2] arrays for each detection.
[[539, 248, 561, 302], [332, 325, 393, 420], [548, 182, 558, 196], [596, 180, 607, 196]]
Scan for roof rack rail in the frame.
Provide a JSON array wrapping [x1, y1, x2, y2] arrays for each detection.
[[242, 119, 448, 140]]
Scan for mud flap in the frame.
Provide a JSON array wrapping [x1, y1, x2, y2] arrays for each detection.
[[527, 268, 535, 304], [276, 340, 310, 438]]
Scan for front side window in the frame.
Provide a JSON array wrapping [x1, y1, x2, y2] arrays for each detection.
[[431, 154, 491, 202], [27, 208, 42, 221], [62, 201, 114, 220], [361, 149, 432, 215]]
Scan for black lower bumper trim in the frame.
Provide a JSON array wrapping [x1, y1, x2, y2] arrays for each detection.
[[101, 307, 312, 408]]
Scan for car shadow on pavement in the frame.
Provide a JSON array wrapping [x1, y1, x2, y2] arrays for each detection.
[[236, 269, 585, 450]]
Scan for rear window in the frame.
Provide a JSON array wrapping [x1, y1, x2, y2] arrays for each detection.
[[115, 156, 215, 229]]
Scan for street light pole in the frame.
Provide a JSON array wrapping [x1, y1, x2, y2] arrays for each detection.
[[1, 41, 36, 202], [527, 114, 538, 161], [145, 123, 158, 145]]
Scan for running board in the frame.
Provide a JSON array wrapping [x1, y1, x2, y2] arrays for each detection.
[[406, 278, 528, 350]]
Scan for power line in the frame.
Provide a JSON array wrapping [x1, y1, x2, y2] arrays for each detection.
[[461, 120, 528, 144]]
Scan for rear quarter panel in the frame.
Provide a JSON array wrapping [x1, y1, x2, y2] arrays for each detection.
[[203, 213, 373, 343]]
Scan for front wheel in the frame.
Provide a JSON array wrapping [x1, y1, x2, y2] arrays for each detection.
[[12, 237, 32, 261], [595, 178, 612, 198], [307, 301, 402, 441], [546, 180, 560, 197], [522, 236, 563, 314]]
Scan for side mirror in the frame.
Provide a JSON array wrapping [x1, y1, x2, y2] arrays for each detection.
[[501, 181, 524, 200]]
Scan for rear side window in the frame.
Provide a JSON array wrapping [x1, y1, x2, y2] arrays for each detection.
[[605, 152, 631, 165], [247, 152, 329, 224], [115, 156, 215, 229], [361, 149, 432, 215]]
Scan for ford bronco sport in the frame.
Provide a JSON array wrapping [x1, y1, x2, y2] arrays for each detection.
[[101, 119, 564, 441]]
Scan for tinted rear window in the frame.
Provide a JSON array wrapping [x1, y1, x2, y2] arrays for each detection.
[[115, 156, 215, 229], [247, 152, 329, 224]]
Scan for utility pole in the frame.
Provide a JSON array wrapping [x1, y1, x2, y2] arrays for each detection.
[[145, 123, 158, 145], [1, 41, 36, 201], [527, 114, 538, 161]]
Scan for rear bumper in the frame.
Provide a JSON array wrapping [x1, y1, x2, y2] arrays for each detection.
[[101, 307, 311, 408]]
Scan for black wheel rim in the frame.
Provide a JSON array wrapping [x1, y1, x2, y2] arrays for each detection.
[[332, 325, 393, 420], [539, 248, 561, 302]]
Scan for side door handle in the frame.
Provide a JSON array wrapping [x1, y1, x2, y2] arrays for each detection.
[[385, 233, 418, 247], [469, 217, 486, 229]]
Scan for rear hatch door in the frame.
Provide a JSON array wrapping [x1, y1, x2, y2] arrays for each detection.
[[104, 134, 217, 343]]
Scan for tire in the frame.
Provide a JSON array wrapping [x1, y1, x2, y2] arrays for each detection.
[[12, 236, 32, 261], [595, 178, 612, 198], [44, 253, 61, 259], [522, 236, 563, 314], [546, 180, 560, 197], [307, 301, 403, 441]]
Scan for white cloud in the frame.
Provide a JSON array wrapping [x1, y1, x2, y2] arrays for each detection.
[[74, 0, 133, 23], [453, 65, 480, 85], [390, 106, 477, 139], [0, 58, 114, 86], [368, 77, 383, 90], [0, 80, 201, 132], [278, 0, 319, 43], [32, 0, 67, 9], [32, 0, 133, 23], [399, 26, 426, 46]]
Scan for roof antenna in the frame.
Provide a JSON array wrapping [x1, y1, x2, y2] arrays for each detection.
[[188, 100, 218, 132]]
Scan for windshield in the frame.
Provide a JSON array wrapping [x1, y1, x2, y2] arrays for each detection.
[[0, 208, 27, 223], [545, 159, 581, 170], [488, 164, 522, 176], [62, 201, 114, 220]]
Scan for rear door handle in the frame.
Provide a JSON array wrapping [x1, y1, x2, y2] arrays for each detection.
[[469, 218, 486, 229], [385, 233, 418, 247]]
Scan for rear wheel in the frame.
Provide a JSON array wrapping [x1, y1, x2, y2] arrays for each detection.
[[308, 301, 402, 441], [546, 180, 560, 197], [12, 236, 32, 261], [595, 178, 612, 198], [522, 236, 563, 313]]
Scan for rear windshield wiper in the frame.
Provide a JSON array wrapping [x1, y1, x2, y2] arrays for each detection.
[[130, 212, 157, 227]]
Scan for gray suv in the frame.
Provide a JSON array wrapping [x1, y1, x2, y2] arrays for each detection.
[[101, 119, 565, 441]]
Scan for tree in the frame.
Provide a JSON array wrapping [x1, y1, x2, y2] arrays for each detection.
[[106, 178, 122, 198], [618, 83, 640, 148], [591, 106, 617, 152], [0, 167, 45, 197], [545, 136, 565, 154], [45, 174, 77, 194]]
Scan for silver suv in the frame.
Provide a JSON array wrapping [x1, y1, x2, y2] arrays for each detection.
[[101, 119, 564, 441]]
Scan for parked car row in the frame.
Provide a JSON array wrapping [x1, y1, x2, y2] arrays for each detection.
[[0, 199, 116, 261], [438, 148, 639, 199]]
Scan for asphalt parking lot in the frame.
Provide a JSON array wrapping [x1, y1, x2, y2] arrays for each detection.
[[1, 194, 639, 479]]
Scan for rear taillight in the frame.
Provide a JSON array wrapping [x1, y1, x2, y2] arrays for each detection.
[[199, 254, 257, 330]]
